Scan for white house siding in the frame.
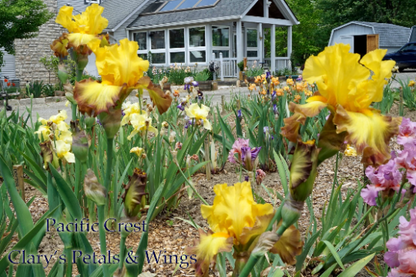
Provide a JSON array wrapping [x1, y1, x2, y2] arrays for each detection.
[[0, 49, 16, 79], [330, 24, 373, 52]]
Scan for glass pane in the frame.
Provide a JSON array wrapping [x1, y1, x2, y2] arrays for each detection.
[[170, 52, 185, 63], [138, 53, 148, 60], [247, 29, 257, 48], [151, 53, 165, 64], [169, 29, 185, 48], [213, 50, 229, 58], [189, 27, 205, 47], [247, 51, 257, 57], [212, 26, 229, 47], [160, 0, 182, 11], [190, 50, 206, 62], [151, 31, 165, 49], [142, 2, 164, 13], [196, 0, 217, 7], [177, 0, 199, 9], [134, 32, 147, 50]]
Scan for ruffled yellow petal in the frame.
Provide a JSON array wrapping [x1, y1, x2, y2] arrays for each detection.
[[74, 79, 125, 116], [270, 222, 303, 265], [333, 105, 401, 166], [56, 6, 77, 33], [135, 76, 172, 114], [67, 33, 101, 52], [186, 230, 233, 277], [358, 49, 396, 107], [303, 43, 369, 111], [95, 39, 149, 87], [201, 182, 273, 242], [202, 119, 212, 130], [239, 214, 274, 247], [64, 152, 75, 163], [56, 4, 108, 35], [35, 125, 51, 141]]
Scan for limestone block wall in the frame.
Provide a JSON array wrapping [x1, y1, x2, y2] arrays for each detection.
[[14, 0, 64, 85]]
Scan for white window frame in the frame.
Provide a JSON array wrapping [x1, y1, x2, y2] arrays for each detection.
[[211, 25, 230, 58], [133, 31, 149, 61], [149, 30, 167, 65], [85, 0, 101, 4], [168, 28, 186, 65], [188, 25, 207, 64], [246, 28, 258, 59]]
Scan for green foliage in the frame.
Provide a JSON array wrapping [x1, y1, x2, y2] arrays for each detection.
[[238, 60, 245, 71], [194, 69, 210, 82], [0, 0, 53, 68], [245, 66, 264, 78], [27, 80, 44, 98], [39, 55, 60, 84], [42, 83, 55, 97]]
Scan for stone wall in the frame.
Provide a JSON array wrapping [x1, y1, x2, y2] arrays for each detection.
[[14, 0, 64, 85]]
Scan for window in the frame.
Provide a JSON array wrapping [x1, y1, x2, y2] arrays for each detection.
[[246, 29, 258, 58], [160, 0, 182, 11], [213, 50, 229, 58], [151, 30, 165, 49], [177, 0, 200, 9], [188, 26, 206, 63], [134, 32, 147, 50], [190, 51, 206, 63], [401, 43, 416, 52], [145, 0, 219, 13], [169, 29, 185, 48], [169, 29, 185, 64], [151, 53, 166, 64], [247, 29, 257, 48], [196, 0, 217, 7], [84, 0, 100, 4], [138, 53, 148, 60], [170, 52, 185, 63], [212, 26, 229, 47], [189, 27, 205, 47], [247, 51, 257, 58]]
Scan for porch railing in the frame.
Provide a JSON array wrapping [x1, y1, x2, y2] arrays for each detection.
[[212, 53, 238, 80], [264, 57, 291, 73]]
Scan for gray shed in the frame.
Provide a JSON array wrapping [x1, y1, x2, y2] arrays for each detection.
[[328, 21, 410, 56]]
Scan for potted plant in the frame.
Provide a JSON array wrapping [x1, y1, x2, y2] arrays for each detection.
[[194, 69, 212, 90], [237, 60, 245, 81]]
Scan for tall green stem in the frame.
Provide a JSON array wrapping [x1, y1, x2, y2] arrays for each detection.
[[98, 205, 109, 277], [119, 235, 127, 270], [104, 138, 114, 192], [71, 104, 77, 121]]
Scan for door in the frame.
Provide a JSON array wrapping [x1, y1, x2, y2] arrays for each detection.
[[366, 34, 379, 53]]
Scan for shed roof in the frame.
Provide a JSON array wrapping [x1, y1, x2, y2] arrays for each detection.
[[335, 21, 410, 48]]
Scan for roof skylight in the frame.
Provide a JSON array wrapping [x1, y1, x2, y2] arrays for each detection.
[[147, 0, 219, 13]]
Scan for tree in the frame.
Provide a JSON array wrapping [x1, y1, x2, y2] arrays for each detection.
[[0, 0, 53, 68]]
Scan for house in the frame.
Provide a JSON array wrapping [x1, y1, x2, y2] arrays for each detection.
[[328, 21, 410, 57], [1, 0, 299, 83]]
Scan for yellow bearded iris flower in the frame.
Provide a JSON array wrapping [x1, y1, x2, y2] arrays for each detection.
[[55, 4, 108, 52], [127, 113, 158, 140], [282, 43, 401, 166], [185, 103, 211, 130], [74, 39, 172, 118], [55, 140, 75, 163], [130, 147, 144, 157], [121, 102, 146, 126], [187, 182, 303, 276]]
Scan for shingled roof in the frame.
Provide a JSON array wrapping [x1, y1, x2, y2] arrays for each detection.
[[346, 21, 410, 48], [128, 0, 255, 28], [101, 0, 147, 31]]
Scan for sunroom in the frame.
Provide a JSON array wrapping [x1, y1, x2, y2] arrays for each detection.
[[124, 0, 299, 77]]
